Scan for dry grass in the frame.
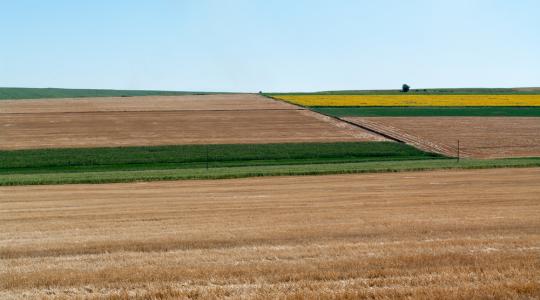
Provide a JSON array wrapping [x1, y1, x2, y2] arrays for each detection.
[[1, 168, 539, 299]]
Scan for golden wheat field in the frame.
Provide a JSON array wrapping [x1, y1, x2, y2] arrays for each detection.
[[2, 168, 540, 299], [273, 94, 540, 106]]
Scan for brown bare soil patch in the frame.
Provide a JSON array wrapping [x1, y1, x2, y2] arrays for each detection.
[[1, 168, 539, 299], [0, 95, 384, 150], [0, 94, 298, 113], [345, 117, 540, 158]]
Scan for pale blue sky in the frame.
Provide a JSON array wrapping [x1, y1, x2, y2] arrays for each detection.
[[1, 0, 539, 92]]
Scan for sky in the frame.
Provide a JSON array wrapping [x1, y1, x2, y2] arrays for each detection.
[[1, 0, 539, 92]]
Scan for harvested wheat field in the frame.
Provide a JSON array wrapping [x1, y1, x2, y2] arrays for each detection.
[[0, 94, 384, 150], [1, 168, 539, 299], [344, 117, 540, 158]]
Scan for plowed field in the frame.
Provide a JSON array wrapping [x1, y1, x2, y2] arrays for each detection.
[[0, 94, 384, 150], [344, 117, 540, 158], [0, 94, 298, 113]]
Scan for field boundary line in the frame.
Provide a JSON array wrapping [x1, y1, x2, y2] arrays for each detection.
[[343, 118, 473, 158], [0, 108, 307, 115], [326, 115, 405, 143], [263, 94, 400, 143]]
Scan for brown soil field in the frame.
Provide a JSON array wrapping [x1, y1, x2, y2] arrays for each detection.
[[344, 117, 540, 158], [0, 94, 298, 113], [1, 168, 539, 299], [0, 95, 384, 150]]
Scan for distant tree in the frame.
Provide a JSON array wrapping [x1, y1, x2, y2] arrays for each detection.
[[402, 84, 410, 93]]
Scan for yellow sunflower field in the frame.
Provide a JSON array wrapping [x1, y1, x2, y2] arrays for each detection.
[[273, 94, 540, 106]]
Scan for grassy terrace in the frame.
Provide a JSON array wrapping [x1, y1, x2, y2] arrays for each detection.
[[311, 106, 540, 117], [0, 87, 217, 100]]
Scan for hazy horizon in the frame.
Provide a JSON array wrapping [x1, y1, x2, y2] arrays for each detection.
[[2, 85, 540, 94]]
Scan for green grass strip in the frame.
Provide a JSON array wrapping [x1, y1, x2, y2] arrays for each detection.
[[310, 106, 540, 117], [2, 158, 539, 186], [0, 142, 441, 171], [267, 88, 540, 95], [0, 87, 220, 100]]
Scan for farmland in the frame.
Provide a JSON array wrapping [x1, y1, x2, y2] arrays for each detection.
[[271, 87, 540, 95], [0, 110, 381, 150], [271, 94, 540, 106], [344, 117, 540, 158], [4, 157, 540, 186], [3, 0, 540, 298], [0, 94, 384, 150], [2, 168, 539, 299], [2, 88, 540, 299], [0, 142, 438, 171], [269, 92, 540, 159], [311, 106, 540, 117], [0, 87, 207, 100], [0, 94, 298, 113]]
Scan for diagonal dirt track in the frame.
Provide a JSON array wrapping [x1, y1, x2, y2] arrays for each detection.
[[343, 117, 465, 157], [344, 117, 540, 158]]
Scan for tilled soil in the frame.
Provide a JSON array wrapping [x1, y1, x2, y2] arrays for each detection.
[[0, 95, 385, 150], [345, 116, 540, 158], [1, 168, 539, 299], [0, 94, 298, 113]]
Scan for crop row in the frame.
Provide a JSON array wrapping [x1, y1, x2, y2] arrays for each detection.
[[0, 142, 442, 173], [311, 107, 540, 117], [272, 95, 540, 107]]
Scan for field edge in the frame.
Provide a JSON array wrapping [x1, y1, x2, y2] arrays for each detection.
[[310, 106, 540, 117], [2, 157, 540, 186]]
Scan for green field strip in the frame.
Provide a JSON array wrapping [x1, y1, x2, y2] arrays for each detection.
[[2, 87, 539, 100], [0, 87, 220, 100], [0, 142, 441, 172], [2, 87, 538, 100], [1, 156, 443, 175], [310, 107, 540, 117], [2, 158, 539, 186], [267, 88, 540, 96]]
